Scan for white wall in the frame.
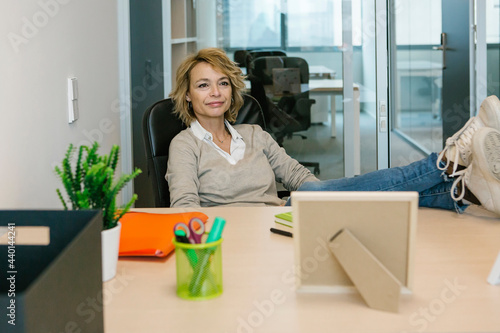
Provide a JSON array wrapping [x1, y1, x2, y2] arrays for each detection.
[[0, 0, 122, 209]]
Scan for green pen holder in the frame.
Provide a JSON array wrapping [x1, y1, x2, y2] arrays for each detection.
[[173, 238, 223, 300]]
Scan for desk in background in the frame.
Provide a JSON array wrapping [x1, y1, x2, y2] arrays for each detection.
[[240, 64, 336, 79], [309, 79, 360, 138], [395, 60, 442, 124], [105, 206, 500, 333], [309, 65, 336, 79], [244, 78, 361, 176], [244, 79, 360, 138]]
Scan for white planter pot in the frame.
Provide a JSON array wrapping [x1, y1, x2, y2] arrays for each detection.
[[101, 222, 121, 282]]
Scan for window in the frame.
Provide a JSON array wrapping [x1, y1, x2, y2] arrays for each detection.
[[223, 0, 281, 49], [287, 0, 339, 48], [394, 0, 441, 45], [221, 0, 362, 50], [221, 0, 500, 50], [486, 0, 500, 43]]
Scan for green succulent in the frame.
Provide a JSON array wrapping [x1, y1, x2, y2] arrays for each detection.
[[55, 142, 141, 230]]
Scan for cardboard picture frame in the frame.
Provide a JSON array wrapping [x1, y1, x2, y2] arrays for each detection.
[[292, 192, 418, 297]]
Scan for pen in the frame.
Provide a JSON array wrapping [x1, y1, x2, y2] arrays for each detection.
[[270, 228, 293, 238], [189, 217, 226, 295]]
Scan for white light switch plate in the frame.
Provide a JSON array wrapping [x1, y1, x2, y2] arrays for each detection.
[[68, 77, 79, 123]]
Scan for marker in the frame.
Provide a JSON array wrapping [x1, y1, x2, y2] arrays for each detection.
[[175, 229, 190, 243], [189, 217, 226, 295], [205, 216, 226, 243], [270, 227, 293, 238], [175, 229, 198, 265]]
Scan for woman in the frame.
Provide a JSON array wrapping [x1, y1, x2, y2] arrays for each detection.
[[166, 48, 500, 216]]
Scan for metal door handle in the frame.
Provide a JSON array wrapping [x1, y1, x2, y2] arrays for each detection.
[[432, 33, 451, 69]]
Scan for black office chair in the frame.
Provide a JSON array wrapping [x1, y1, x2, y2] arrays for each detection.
[[234, 49, 287, 72], [245, 49, 287, 70], [234, 49, 251, 68], [143, 93, 282, 207], [247, 55, 320, 175]]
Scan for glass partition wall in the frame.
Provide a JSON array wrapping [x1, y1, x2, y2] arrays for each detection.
[[217, 0, 382, 180], [390, 0, 443, 166], [389, 0, 497, 167], [486, 0, 500, 99]]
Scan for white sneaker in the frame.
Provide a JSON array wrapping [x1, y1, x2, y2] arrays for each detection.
[[437, 95, 500, 176], [451, 127, 500, 215]]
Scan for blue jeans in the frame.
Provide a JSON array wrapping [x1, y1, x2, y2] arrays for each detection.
[[287, 153, 467, 213]]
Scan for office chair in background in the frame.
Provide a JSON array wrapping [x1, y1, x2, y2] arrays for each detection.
[[142, 94, 290, 207], [234, 49, 251, 69], [247, 55, 320, 175], [245, 50, 287, 70], [233, 49, 287, 72]]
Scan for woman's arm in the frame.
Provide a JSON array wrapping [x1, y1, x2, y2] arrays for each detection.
[[259, 127, 319, 191], [166, 133, 201, 207]]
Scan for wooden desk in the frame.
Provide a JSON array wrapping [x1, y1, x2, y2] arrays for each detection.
[[105, 206, 500, 332]]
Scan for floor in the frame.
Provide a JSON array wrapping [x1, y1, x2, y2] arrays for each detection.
[[280, 109, 431, 181]]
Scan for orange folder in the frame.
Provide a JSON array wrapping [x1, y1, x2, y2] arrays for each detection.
[[118, 211, 209, 257]]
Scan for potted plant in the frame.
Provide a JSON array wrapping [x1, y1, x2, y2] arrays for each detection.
[[54, 142, 141, 281]]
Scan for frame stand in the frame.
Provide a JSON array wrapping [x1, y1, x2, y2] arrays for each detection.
[[328, 229, 402, 312], [487, 251, 500, 285]]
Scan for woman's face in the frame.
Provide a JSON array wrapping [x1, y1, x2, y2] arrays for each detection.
[[186, 62, 232, 123]]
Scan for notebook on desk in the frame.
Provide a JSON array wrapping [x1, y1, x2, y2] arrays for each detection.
[[273, 211, 293, 232]]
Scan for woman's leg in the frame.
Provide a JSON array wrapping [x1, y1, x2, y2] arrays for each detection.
[[416, 182, 464, 211], [291, 153, 466, 212]]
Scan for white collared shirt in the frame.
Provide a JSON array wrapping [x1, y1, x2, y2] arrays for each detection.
[[189, 120, 246, 165]]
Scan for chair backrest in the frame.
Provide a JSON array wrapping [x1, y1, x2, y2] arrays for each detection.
[[234, 49, 251, 68], [246, 50, 287, 70], [249, 56, 310, 93], [234, 49, 287, 70], [247, 56, 313, 144], [142, 94, 265, 207], [249, 50, 287, 58], [249, 56, 285, 86]]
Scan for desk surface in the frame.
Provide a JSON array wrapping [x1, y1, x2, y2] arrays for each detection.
[[244, 79, 359, 93], [241, 66, 336, 78], [105, 206, 500, 333], [309, 65, 336, 79], [308, 79, 359, 92]]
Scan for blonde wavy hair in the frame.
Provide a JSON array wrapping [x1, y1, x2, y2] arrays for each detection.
[[169, 48, 246, 126]]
